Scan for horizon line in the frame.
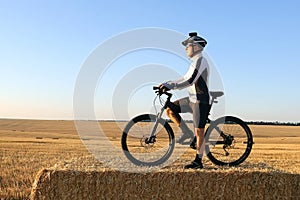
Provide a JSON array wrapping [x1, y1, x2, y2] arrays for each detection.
[[0, 117, 299, 125]]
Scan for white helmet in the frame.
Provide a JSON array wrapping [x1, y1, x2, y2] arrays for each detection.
[[182, 32, 207, 48]]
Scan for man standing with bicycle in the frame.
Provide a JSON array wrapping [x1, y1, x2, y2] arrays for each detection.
[[159, 32, 210, 169]]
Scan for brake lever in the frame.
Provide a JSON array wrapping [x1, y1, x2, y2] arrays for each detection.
[[155, 90, 163, 96]]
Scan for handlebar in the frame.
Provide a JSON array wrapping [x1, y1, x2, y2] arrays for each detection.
[[153, 86, 172, 98]]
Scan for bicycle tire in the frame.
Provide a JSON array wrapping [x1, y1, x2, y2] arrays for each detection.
[[205, 116, 253, 166], [121, 114, 175, 166]]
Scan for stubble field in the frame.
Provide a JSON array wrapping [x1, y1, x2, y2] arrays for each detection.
[[0, 119, 299, 199]]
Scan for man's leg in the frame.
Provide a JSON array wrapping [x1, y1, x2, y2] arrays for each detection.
[[166, 108, 194, 143], [166, 108, 180, 126], [185, 103, 209, 169], [195, 127, 205, 159], [166, 98, 194, 143]]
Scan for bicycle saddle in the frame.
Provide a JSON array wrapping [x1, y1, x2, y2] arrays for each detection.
[[210, 91, 224, 99]]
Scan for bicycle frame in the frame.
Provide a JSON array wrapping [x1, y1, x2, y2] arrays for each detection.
[[149, 88, 227, 146]]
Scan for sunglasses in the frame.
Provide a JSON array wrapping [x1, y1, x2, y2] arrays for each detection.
[[185, 43, 194, 48]]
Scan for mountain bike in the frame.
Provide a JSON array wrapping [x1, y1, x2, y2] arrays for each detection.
[[121, 87, 253, 167]]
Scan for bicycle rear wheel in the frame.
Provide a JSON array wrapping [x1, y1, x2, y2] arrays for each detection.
[[205, 116, 253, 166], [121, 114, 175, 166]]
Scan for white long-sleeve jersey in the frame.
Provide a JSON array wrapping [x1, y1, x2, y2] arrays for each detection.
[[163, 52, 210, 104]]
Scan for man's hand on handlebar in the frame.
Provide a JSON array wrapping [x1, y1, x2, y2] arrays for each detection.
[[153, 84, 172, 97], [158, 83, 170, 93]]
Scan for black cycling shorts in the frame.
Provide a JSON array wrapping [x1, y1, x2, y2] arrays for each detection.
[[168, 97, 210, 129]]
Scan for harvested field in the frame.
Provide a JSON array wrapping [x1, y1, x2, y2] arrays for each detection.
[[0, 119, 299, 199]]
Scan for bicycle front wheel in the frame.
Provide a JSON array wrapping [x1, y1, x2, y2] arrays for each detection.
[[205, 116, 253, 166], [121, 114, 175, 166]]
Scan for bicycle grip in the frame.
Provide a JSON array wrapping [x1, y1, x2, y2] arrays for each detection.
[[153, 86, 160, 90]]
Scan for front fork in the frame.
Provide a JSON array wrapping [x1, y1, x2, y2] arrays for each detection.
[[145, 106, 165, 144], [146, 94, 172, 144]]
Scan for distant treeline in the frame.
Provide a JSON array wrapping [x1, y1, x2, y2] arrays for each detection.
[[245, 121, 300, 126], [99, 119, 300, 126], [178, 120, 300, 126]]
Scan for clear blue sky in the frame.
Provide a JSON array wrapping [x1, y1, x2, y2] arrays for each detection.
[[0, 0, 299, 122]]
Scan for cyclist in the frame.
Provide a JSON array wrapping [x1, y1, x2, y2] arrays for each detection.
[[159, 32, 210, 169]]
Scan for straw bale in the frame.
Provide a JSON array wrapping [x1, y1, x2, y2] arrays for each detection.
[[30, 168, 300, 200]]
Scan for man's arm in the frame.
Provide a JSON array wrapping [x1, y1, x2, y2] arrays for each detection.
[[163, 57, 205, 90]]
